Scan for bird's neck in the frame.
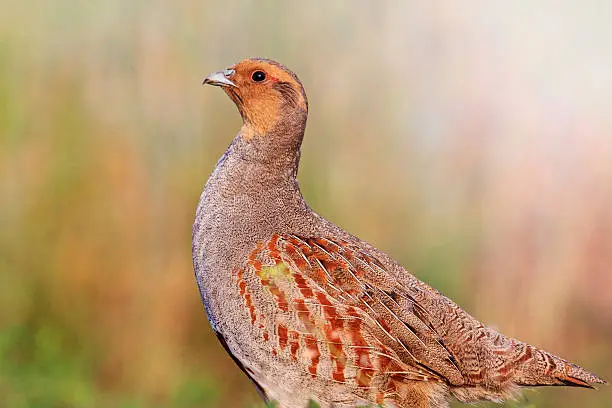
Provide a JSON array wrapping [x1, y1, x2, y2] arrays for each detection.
[[202, 115, 308, 213], [222, 108, 306, 181], [215, 138, 299, 190]]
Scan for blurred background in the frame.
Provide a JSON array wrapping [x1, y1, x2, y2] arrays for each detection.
[[1, 1, 611, 407]]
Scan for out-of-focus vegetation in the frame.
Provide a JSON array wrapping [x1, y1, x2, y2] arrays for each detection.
[[1, 2, 611, 407]]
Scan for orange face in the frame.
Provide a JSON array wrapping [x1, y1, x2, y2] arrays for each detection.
[[204, 58, 307, 139]]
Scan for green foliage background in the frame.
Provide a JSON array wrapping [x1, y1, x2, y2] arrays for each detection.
[[1, 1, 611, 407]]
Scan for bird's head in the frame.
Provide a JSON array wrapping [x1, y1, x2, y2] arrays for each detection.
[[203, 58, 308, 142]]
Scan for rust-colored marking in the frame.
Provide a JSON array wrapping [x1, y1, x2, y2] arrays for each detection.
[[493, 346, 530, 382], [308, 257, 331, 286], [293, 272, 314, 299], [314, 237, 339, 253], [320, 258, 340, 274], [495, 349, 517, 382], [346, 307, 374, 388], [288, 236, 314, 256], [545, 355, 557, 375], [237, 268, 246, 293], [352, 265, 366, 278], [244, 292, 256, 325], [238, 279, 247, 296], [308, 239, 332, 261], [356, 368, 374, 388], [289, 330, 300, 361], [376, 317, 391, 333], [390, 373, 407, 384], [263, 331, 269, 342], [248, 242, 264, 265], [467, 371, 484, 381], [376, 352, 392, 373], [317, 239, 353, 272], [317, 293, 343, 336], [311, 242, 331, 260], [236, 268, 257, 325], [267, 234, 282, 261], [332, 359, 346, 382], [316, 291, 335, 310], [278, 324, 288, 350], [345, 247, 368, 278], [269, 285, 289, 312], [294, 298, 315, 331], [497, 364, 511, 376], [283, 241, 310, 270], [517, 345, 533, 364], [329, 326, 347, 383], [304, 334, 320, 377], [386, 379, 399, 401], [316, 291, 347, 382]]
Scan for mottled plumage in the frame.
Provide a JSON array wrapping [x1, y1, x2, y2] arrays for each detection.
[[193, 58, 605, 407]]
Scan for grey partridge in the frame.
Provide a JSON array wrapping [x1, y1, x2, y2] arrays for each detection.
[[192, 58, 605, 408]]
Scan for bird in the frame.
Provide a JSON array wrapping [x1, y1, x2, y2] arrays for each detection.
[[192, 58, 605, 408]]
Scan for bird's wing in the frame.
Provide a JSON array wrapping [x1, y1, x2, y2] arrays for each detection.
[[239, 234, 471, 395]]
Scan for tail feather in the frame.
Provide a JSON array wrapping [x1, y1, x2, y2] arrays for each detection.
[[511, 343, 606, 389], [450, 333, 605, 403]]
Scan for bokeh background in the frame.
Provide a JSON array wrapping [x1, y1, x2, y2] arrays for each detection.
[[1, 1, 611, 407]]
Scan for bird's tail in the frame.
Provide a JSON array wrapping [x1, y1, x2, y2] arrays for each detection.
[[509, 342, 606, 389]]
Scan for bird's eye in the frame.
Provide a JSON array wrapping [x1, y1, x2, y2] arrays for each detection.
[[251, 71, 266, 82]]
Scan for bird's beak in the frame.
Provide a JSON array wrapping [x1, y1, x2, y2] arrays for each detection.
[[203, 68, 237, 88]]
